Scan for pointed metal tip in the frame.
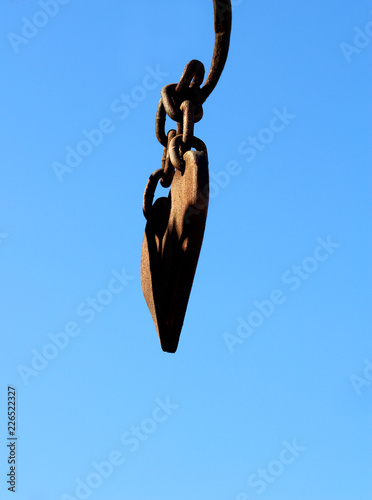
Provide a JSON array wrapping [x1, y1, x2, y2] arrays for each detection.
[[159, 328, 180, 353], [161, 345, 178, 354]]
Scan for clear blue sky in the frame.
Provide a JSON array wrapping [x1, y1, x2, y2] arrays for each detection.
[[1, 1, 371, 499]]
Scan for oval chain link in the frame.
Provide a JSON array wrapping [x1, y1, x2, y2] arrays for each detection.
[[146, 0, 231, 214]]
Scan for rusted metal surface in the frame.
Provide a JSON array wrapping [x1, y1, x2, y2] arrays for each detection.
[[141, 0, 231, 352], [141, 151, 209, 353], [180, 100, 195, 146], [200, 0, 232, 103], [169, 135, 207, 173]]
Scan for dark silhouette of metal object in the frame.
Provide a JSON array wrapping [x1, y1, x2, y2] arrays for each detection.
[[141, 151, 209, 352], [141, 0, 231, 352]]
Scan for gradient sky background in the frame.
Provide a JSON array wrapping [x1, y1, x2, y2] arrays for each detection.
[[1, 1, 371, 499]]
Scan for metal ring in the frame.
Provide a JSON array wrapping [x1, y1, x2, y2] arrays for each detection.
[[180, 100, 195, 146], [161, 84, 203, 124], [169, 134, 208, 172], [161, 84, 182, 122], [175, 60, 205, 93], [155, 99, 168, 147], [142, 168, 164, 220], [160, 129, 176, 188]]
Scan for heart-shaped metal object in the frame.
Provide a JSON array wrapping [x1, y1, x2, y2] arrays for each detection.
[[141, 150, 209, 352]]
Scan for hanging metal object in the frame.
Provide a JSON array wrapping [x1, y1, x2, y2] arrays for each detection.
[[141, 0, 232, 353]]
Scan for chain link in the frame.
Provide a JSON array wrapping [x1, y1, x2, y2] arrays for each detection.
[[144, 0, 231, 213], [169, 135, 208, 173], [142, 168, 164, 221], [160, 129, 176, 188]]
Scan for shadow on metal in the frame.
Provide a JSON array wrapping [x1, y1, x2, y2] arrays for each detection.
[[141, 151, 209, 352]]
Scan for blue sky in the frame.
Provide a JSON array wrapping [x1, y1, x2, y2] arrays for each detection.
[[1, 0, 371, 499]]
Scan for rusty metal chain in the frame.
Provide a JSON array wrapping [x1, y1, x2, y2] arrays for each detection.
[[141, 0, 232, 351], [144, 0, 232, 219]]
